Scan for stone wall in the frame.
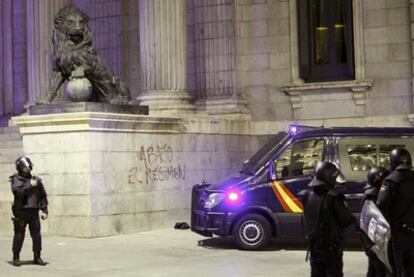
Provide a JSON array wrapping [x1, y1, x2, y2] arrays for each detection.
[[236, 0, 292, 121], [363, 0, 412, 116], [2, 0, 414, 125]]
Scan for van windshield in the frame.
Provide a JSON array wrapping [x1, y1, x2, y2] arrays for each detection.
[[241, 132, 289, 175]]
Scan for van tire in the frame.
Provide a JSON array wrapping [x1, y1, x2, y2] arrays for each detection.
[[233, 213, 271, 250]]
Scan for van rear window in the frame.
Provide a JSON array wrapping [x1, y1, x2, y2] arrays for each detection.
[[338, 137, 414, 181], [346, 144, 376, 171]]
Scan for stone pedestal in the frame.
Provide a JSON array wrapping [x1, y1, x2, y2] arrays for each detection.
[[12, 112, 184, 237], [11, 110, 264, 237], [28, 102, 149, 116]]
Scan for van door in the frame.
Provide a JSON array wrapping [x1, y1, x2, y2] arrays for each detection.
[[271, 138, 327, 239]]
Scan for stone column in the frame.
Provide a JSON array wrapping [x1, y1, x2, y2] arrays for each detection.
[[194, 0, 250, 119], [138, 0, 195, 116], [0, 3, 2, 120], [1, 0, 15, 125], [26, 0, 69, 105]]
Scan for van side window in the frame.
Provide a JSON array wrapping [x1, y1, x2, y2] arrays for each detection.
[[338, 137, 413, 181], [277, 146, 292, 178], [347, 144, 377, 171], [276, 139, 325, 179]]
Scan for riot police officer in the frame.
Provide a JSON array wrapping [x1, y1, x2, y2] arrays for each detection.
[[301, 161, 356, 277], [363, 166, 389, 277], [377, 148, 414, 277], [10, 156, 48, 266]]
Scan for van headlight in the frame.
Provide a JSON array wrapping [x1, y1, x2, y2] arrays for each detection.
[[204, 193, 225, 209]]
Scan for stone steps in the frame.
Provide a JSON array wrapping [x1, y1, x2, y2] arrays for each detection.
[[0, 126, 19, 134], [0, 147, 24, 156], [0, 132, 22, 141], [0, 127, 23, 236], [0, 140, 23, 148], [0, 125, 23, 150]]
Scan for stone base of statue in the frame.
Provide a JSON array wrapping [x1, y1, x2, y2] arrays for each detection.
[[29, 102, 149, 115]]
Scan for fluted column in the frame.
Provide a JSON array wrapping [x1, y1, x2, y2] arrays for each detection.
[[138, 0, 194, 116], [26, 0, 69, 105], [1, 0, 19, 125], [193, 0, 249, 118], [0, 3, 2, 119]]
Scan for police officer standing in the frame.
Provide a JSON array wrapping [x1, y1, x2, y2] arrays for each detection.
[[377, 148, 414, 277], [10, 156, 48, 267], [363, 166, 389, 277], [301, 161, 356, 277]]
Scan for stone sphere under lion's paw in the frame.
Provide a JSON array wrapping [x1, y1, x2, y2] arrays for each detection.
[[65, 77, 92, 101]]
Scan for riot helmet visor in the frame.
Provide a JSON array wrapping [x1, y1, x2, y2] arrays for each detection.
[[15, 156, 33, 174], [389, 148, 412, 170]]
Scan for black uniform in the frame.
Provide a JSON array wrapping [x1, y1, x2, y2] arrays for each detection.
[[377, 148, 414, 277], [301, 161, 356, 277], [377, 167, 414, 277], [11, 168, 48, 266]]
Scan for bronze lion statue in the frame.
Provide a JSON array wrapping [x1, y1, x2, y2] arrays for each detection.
[[38, 5, 132, 104]]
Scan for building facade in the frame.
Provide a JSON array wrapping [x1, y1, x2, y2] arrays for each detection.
[[0, 0, 413, 237], [1, 0, 413, 125]]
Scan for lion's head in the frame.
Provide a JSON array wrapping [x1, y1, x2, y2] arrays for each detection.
[[53, 5, 92, 55]]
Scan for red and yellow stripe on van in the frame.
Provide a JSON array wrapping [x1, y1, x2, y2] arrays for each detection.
[[271, 181, 303, 213]]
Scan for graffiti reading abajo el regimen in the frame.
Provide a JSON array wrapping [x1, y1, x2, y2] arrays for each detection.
[[128, 144, 186, 185]]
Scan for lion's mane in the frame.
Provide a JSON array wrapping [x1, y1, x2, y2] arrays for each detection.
[[52, 5, 93, 58]]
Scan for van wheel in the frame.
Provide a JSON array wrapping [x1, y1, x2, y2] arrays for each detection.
[[233, 214, 271, 250]]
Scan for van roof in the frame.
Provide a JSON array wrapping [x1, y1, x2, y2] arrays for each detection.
[[291, 126, 414, 137]]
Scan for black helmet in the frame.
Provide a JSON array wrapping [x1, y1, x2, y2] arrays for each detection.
[[15, 156, 33, 174], [389, 148, 412, 170], [310, 161, 340, 187], [367, 166, 388, 188]]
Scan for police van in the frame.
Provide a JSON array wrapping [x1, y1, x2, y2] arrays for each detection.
[[191, 125, 414, 250]]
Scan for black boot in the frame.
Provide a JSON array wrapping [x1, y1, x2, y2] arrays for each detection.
[[33, 252, 47, 266], [12, 253, 21, 267]]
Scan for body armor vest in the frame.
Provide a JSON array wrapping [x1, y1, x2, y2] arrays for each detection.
[[386, 170, 414, 225], [303, 189, 341, 246]]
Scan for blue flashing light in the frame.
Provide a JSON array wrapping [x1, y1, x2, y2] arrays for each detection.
[[289, 125, 298, 135], [227, 190, 241, 204], [228, 192, 239, 201], [288, 124, 320, 136]]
